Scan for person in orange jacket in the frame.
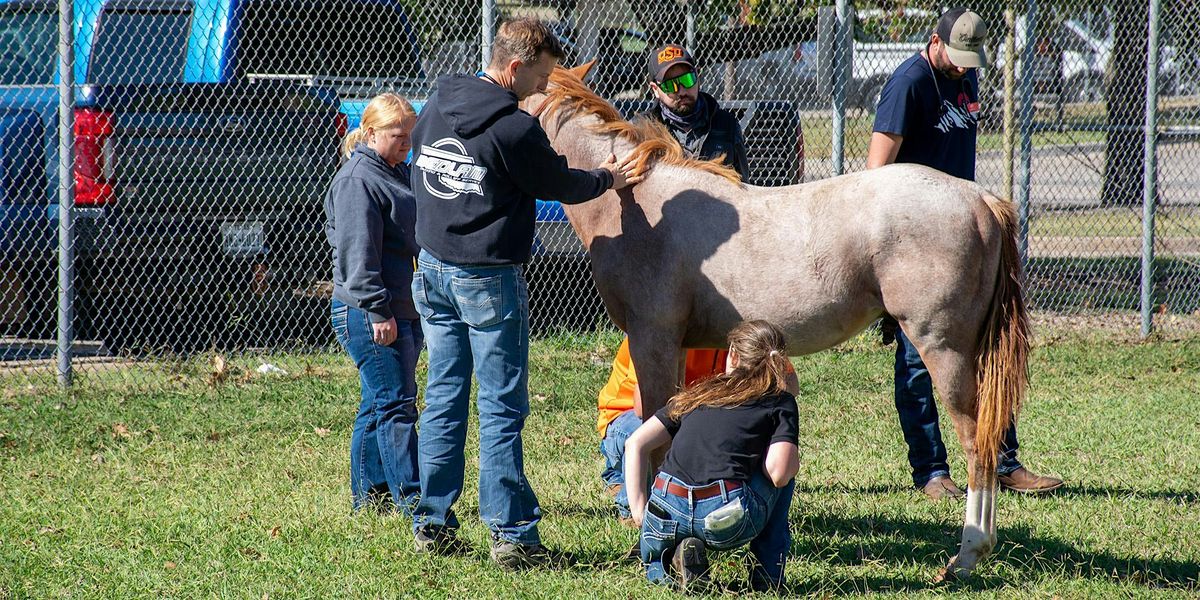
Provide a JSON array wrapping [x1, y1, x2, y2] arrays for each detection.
[[598, 337, 796, 524]]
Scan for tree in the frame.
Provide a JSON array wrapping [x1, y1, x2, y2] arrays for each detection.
[[1102, 0, 1151, 206]]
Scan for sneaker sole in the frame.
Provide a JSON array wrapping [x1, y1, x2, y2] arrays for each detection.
[[673, 537, 709, 588]]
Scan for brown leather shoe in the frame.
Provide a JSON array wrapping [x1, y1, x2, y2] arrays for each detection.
[[605, 484, 622, 498], [999, 467, 1064, 494], [922, 475, 965, 501]]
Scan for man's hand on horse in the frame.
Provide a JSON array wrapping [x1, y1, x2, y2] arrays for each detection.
[[601, 152, 645, 190]]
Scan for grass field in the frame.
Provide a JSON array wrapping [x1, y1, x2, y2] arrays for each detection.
[[2, 326, 1198, 598], [798, 113, 1109, 162]]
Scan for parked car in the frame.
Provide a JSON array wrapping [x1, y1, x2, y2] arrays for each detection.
[[0, 0, 376, 353]]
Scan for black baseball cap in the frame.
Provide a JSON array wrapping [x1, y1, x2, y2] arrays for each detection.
[[647, 44, 695, 81]]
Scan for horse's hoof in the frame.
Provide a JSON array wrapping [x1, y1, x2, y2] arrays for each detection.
[[933, 556, 969, 584], [933, 565, 956, 584]]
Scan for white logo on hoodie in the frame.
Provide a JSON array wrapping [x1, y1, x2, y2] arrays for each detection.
[[415, 138, 488, 199]]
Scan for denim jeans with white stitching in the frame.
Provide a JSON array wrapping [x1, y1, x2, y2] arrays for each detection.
[[410, 250, 542, 545], [639, 471, 794, 587], [333, 299, 422, 515]]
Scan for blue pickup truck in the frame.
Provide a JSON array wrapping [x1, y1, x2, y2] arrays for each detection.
[[0, 0, 423, 351]]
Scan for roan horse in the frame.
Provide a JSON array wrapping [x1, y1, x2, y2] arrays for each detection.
[[524, 64, 1029, 580]]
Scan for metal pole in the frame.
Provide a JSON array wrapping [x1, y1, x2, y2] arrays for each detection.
[[1141, 0, 1162, 337], [56, 0, 75, 387], [685, 1, 695, 51], [1015, 0, 1036, 267], [481, 0, 496, 71], [1002, 7, 1016, 201], [831, 0, 850, 176]]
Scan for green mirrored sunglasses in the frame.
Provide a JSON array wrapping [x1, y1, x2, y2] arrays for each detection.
[[656, 71, 697, 94]]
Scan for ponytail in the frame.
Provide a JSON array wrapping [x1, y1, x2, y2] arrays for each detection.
[[666, 320, 791, 419], [341, 128, 369, 159]]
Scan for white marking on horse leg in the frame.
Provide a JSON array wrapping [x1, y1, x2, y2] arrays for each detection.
[[947, 476, 998, 578]]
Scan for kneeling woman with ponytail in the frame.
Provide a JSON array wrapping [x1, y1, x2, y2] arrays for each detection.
[[625, 320, 800, 592], [324, 94, 422, 514]]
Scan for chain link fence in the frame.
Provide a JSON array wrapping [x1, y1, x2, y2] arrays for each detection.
[[0, 0, 1196, 385]]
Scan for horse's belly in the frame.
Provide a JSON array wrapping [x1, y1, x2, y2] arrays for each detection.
[[689, 287, 882, 355]]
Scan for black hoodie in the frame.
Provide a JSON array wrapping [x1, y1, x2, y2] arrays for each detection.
[[411, 74, 613, 265]]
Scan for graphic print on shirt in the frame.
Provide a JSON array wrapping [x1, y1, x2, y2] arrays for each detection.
[[934, 90, 980, 133], [414, 138, 489, 200]]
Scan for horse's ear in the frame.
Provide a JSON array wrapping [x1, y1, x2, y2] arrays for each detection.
[[568, 59, 597, 82]]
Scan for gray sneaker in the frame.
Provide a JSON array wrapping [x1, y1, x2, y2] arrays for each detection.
[[490, 539, 554, 570], [413, 525, 469, 556]]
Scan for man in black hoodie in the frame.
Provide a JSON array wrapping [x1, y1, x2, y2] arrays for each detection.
[[639, 44, 751, 182], [408, 18, 641, 569]]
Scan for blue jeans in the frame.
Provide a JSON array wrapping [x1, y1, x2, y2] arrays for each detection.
[[894, 329, 1022, 487], [410, 250, 541, 545], [640, 472, 794, 588], [599, 409, 643, 519], [331, 299, 423, 515]]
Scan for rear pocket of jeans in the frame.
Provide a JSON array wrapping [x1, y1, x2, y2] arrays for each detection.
[[451, 275, 503, 328], [642, 500, 678, 543], [411, 273, 434, 320], [330, 304, 349, 345], [701, 495, 750, 549]]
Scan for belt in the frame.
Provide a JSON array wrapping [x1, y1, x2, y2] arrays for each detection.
[[653, 477, 741, 501]]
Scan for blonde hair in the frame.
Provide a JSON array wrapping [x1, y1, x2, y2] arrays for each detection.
[[490, 18, 565, 68], [666, 320, 792, 419], [341, 93, 417, 158]]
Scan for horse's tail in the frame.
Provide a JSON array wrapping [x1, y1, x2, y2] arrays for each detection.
[[974, 196, 1030, 482]]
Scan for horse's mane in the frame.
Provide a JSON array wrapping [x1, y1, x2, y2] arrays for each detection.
[[543, 69, 742, 185]]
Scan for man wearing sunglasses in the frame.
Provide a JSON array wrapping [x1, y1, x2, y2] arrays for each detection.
[[638, 44, 750, 181], [866, 8, 1064, 501]]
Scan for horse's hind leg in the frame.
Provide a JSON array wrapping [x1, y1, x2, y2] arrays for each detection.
[[920, 343, 998, 581]]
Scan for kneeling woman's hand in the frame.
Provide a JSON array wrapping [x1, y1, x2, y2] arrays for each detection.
[[624, 417, 672, 530]]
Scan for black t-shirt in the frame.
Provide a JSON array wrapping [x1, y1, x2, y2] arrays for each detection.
[[655, 392, 799, 486]]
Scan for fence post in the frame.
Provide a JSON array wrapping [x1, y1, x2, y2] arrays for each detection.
[[1015, 0, 1036, 267], [685, 1, 695, 51], [1002, 7, 1016, 202], [56, 0, 75, 387], [1141, 0, 1162, 337], [830, 0, 851, 176], [481, 0, 496, 71]]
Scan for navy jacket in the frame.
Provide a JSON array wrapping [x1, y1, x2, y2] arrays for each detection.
[[324, 145, 419, 322], [411, 74, 613, 265], [639, 91, 750, 182]]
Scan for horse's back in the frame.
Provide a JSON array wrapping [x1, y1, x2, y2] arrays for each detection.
[[684, 164, 1002, 351]]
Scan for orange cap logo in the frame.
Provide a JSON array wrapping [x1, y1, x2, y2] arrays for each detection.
[[657, 46, 683, 64]]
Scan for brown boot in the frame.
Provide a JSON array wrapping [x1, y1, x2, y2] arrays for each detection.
[[921, 475, 965, 501], [999, 467, 1064, 495]]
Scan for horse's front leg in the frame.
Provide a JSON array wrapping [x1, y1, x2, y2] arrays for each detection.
[[625, 327, 685, 420]]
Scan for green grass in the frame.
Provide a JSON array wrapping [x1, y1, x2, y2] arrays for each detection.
[[799, 95, 1200, 162], [1029, 207, 1200, 239], [798, 114, 1109, 161], [2, 329, 1199, 598]]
